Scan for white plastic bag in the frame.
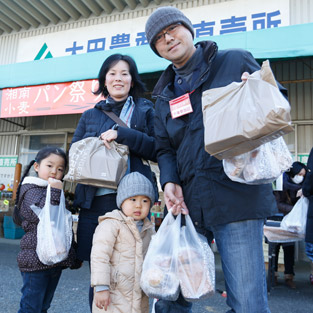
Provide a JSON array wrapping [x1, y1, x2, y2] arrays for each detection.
[[34, 185, 73, 265], [140, 211, 180, 301], [223, 137, 292, 185], [176, 215, 215, 301], [280, 196, 309, 236], [151, 298, 157, 313]]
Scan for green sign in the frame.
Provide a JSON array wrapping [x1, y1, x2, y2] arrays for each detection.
[[0, 155, 18, 191], [0, 156, 18, 167], [297, 154, 309, 165]]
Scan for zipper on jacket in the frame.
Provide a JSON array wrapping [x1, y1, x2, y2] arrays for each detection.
[[193, 46, 217, 90], [111, 270, 118, 290], [155, 45, 217, 101], [154, 94, 173, 102]]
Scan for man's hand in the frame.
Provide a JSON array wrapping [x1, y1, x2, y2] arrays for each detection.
[[94, 290, 110, 311], [164, 182, 189, 215], [100, 129, 118, 149]]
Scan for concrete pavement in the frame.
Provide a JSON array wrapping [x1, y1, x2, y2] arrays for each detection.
[[1, 238, 313, 313]]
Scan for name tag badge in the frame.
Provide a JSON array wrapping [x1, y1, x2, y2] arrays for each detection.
[[169, 93, 193, 119]]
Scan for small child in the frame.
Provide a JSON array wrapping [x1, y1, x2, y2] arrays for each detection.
[[13, 147, 78, 313], [91, 172, 155, 313]]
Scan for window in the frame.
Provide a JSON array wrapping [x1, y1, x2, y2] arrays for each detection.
[[19, 133, 67, 175]]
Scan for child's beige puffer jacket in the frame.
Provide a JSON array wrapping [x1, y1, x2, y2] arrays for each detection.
[[91, 209, 155, 313]]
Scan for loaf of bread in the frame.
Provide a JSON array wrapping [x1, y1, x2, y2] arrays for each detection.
[[176, 242, 215, 301], [141, 266, 180, 301]]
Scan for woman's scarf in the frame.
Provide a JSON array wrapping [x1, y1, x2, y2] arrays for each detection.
[[118, 96, 135, 127], [118, 96, 135, 175]]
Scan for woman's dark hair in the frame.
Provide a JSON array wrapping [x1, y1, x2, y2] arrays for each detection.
[[287, 161, 307, 178], [93, 54, 146, 99], [13, 146, 67, 226]]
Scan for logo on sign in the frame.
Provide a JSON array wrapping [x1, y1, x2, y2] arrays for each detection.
[[34, 43, 53, 60]]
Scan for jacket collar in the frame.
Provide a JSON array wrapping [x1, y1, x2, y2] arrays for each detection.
[[94, 99, 107, 110], [152, 40, 218, 97], [95, 99, 124, 116], [22, 177, 48, 186], [98, 209, 154, 232]]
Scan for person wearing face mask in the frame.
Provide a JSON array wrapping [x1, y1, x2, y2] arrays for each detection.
[[291, 172, 305, 184], [273, 161, 307, 288]]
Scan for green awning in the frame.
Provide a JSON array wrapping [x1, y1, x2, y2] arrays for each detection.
[[0, 22, 312, 89]]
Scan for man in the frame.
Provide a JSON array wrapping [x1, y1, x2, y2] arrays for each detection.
[[145, 6, 288, 313]]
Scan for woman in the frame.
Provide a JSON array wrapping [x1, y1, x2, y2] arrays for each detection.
[[302, 147, 313, 285], [71, 54, 157, 310], [273, 161, 306, 289]]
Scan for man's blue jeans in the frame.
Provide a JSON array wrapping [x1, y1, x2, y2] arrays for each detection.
[[155, 219, 270, 313], [155, 292, 192, 313], [305, 242, 313, 261], [18, 267, 62, 313], [212, 219, 270, 313]]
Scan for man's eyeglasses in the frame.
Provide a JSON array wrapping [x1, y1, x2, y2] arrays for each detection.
[[154, 23, 182, 45]]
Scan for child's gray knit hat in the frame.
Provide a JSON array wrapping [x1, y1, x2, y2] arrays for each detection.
[[145, 6, 194, 56], [116, 172, 155, 209]]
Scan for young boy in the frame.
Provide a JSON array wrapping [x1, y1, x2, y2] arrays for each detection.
[[90, 172, 155, 313]]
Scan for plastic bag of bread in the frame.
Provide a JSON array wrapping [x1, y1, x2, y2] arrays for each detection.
[[140, 210, 180, 301], [223, 137, 292, 185], [176, 215, 215, 301], [33, 185, 73, 265]]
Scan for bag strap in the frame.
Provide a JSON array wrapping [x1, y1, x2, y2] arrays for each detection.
[[102, 109, 157, 199], [102, 110, 128, 128]]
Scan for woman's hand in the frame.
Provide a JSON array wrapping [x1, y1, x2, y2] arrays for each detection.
[[48, 178, 63, 189], [164, 182, 189, 215], [296, 188, 303, 197], [95, 290, 110, 311], [241, 72, 250, 81], [100, 130, 118, 149]]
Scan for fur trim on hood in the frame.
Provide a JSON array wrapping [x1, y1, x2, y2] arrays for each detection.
[[22, 177, 48, 187]]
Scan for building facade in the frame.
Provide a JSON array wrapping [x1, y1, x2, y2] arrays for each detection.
[[0, 0, 312, 180]]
